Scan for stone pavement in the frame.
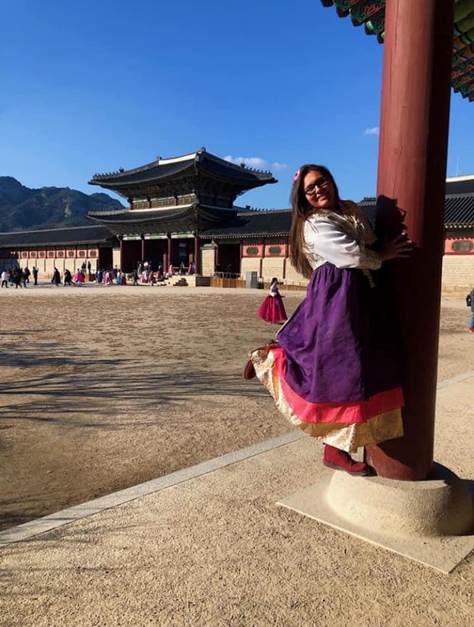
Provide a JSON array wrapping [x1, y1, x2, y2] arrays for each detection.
[[0, 374, 473, 627]]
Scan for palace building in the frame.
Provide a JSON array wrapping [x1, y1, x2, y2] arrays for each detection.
[[0, 150, 473, 292], [87, 148, 277, 275]]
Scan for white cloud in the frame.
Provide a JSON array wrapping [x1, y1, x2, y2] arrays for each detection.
[[364, 126, 380, 136], [224, 155, 288, 171]]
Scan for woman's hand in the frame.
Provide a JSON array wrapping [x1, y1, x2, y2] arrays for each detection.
[[379, 234, 414, 261]]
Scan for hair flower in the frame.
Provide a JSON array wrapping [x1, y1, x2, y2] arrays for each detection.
[[293, 169, 300, 183]]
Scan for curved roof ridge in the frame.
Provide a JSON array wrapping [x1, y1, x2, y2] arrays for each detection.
[[204, 151, 274, 177], [91, 151, 198, 181]]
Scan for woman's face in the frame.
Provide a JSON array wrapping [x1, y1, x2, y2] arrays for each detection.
[[302, 170, 336, 210]]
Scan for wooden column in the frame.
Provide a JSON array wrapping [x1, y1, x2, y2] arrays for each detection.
[[141, 235, 146, 263], [194, 233, 200, 274], [368, 0, 454, 480], [119, 236, 124, 271], [167, 234, 172, 270]]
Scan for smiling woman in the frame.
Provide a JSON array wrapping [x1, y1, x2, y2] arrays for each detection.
[[249, 163, 413, 476]]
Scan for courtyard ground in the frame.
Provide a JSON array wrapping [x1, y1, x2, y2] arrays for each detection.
[[0, 286, 473, 626], [0, 286, 472, 531]]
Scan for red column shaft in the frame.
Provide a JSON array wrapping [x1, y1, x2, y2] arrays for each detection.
[[141, 236, 146, 263], [194, 234, 200, 274], [167, 234, 172, 268], [368, 0, 454, 480]]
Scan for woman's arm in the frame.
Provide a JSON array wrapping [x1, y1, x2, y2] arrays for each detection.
[[304, 216, 412, 270], [304, 217, 382, 270]]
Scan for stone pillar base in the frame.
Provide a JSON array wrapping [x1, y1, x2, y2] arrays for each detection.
[[278, 463, 474, 573]]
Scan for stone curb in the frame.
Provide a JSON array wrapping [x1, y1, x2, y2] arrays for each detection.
[[1, 370, 473, 547]]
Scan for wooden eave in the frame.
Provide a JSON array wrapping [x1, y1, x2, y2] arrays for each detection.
[[321, 0, 474, 102]]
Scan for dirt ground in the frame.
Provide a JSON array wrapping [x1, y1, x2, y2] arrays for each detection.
[[0, 285, 472, 531]]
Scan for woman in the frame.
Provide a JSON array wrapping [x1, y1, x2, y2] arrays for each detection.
[[256, 277, 287, 324], [466, 288, 474, 333], [248, 165, 412, 476]]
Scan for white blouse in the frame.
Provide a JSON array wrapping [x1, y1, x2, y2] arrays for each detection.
[[303, 213, 382, 271]]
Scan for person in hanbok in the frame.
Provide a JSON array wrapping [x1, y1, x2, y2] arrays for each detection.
[[104, 271, 113, 285], [247, 164, 412, 476], [466, 288, 474, 333], [51, 267, 61, 286], [73, 269, 85, 285], [256, 277, 287, 324]]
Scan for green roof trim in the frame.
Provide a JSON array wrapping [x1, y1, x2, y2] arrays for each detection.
[[321, 0, 474, 102]]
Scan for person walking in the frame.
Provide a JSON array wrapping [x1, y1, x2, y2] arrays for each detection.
[[1, 269, 9, 288], [246, 164, 413, 476], [32, 266, 39, 285], [51, 267, 61, 286], [466, 288, 474, 333], [64, 269, 72, 286], [20, 268, 28, 287], [256, 277, 287, 324]]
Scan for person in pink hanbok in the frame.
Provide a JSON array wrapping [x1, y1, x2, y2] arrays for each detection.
[[104, 271, 113, 285], [256, 277, 287, 324], [73, 269, 85, 285]]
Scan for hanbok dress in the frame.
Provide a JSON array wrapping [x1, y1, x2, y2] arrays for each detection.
[[256, 282, 288, 324], [249, 205, 404, 453]]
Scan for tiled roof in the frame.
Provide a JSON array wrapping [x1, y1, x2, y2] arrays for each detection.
[[0, 225, 114, 248], [321, 0, 474, 102], [445, 193, 474, 227], [359, 193, 474, 229], [88, 206, 196, 224], [87, 205, 237, 235], [89, 149, 277, 189], [200, 210, 292, 239]]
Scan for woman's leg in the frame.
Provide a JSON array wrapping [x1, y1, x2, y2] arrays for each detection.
[[322, 443, 373, 476]]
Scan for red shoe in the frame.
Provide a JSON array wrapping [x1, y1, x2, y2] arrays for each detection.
[[323, 445, 374, 476]]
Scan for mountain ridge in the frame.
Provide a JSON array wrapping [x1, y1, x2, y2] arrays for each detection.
[[0, 176, 123, 232]]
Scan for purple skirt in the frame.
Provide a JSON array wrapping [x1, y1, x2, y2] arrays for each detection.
[[276, 263, 402, 405]]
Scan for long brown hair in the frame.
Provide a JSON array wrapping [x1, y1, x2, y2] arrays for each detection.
[[289, 164, 340, 279]]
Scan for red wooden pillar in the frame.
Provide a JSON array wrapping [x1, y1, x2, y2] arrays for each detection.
[[194, 233, 200, 274], [119, 236, 124, 271], [368, 0, 454, 480], [141, 235, 146, 263], [167, 234, 172, 270]]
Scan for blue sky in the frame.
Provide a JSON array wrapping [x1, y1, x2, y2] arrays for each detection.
[[1, 0, 473, 209]]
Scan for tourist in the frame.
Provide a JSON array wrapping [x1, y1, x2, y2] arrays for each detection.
[[466, 288, 474, 333], [96, 269, 103, 284], [1, 269, 9, 288], [11, 268, 21, 288], [64, 269, 72, 286], [132, 269, 139, 285], [23, 266, 31, 284], [87, 261, 91, 276], [32, 266, 39, 285], [246, 164, 413, 476], [168, 263, 174, 276], [73, 268, 85, 285], [256, 277, 287, 324], [20, 268, 28, 287], [51, 267, 61, 286], [104, 270, 113, 285]]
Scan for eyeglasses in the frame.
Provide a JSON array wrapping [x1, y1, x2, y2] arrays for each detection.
[[304, 177, 330, 196]]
